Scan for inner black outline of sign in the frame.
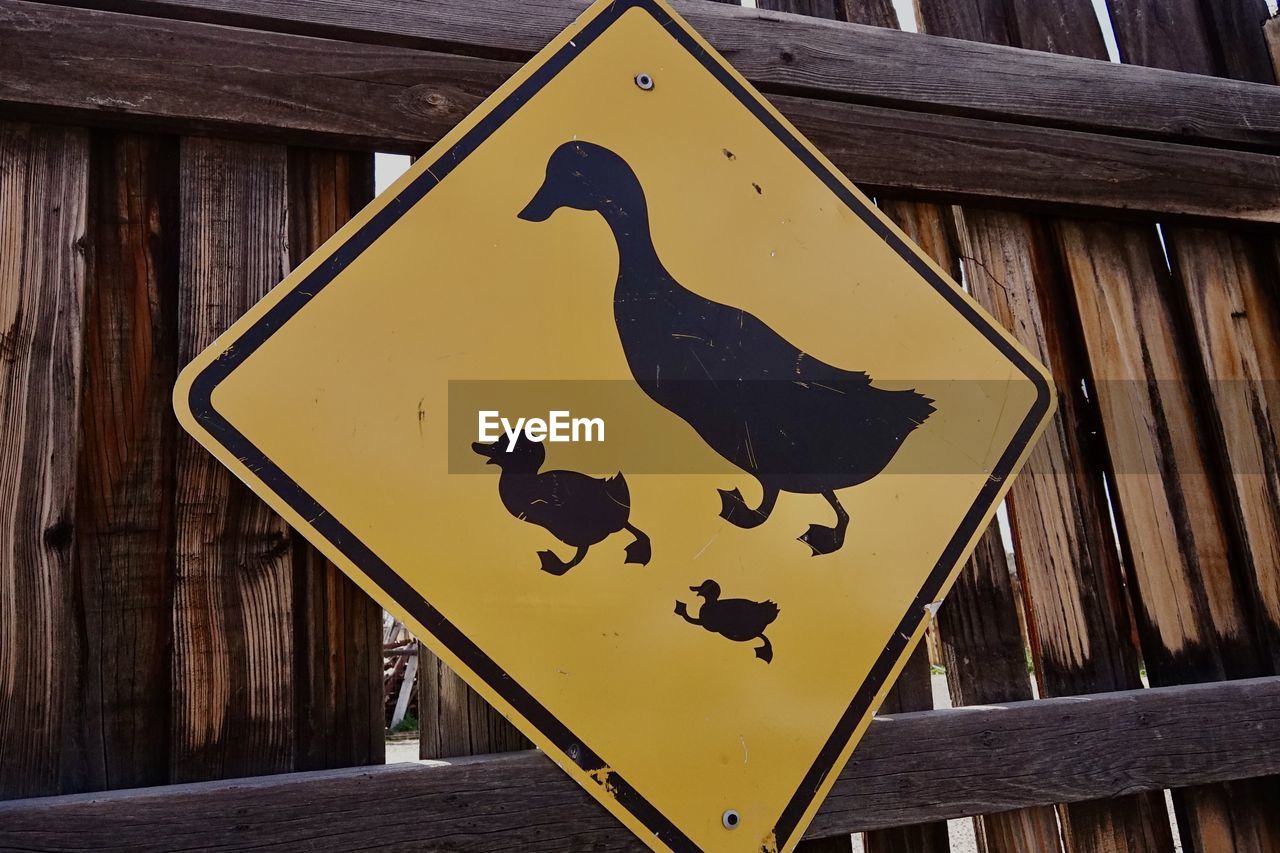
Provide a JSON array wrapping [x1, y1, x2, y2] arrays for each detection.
[[185, 2, 1053, 849], [518, 140, 936, 556]]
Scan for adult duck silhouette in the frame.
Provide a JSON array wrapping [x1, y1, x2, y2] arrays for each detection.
[[472, 434, 651, 575], [675, 580, 779, 663], [519, 141, 935, 555]]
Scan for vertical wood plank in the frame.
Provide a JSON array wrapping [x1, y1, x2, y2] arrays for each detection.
[[0, 121, 89, 800], [917, 2, 1184, 849], [935, 525, 1064, 853], [70, 131, 178, 793], [172, 137, 294, 783], [951, 205, 1171, 853], [1108, 0, 1275, 83], [286, 148, 385, 771], [418, 647, 531, 759], [881, 195, 1065, 853], [874, 7, 1060, 853], [1101, 6, 1280, 849], [998, 0, 1280, 847], [1058, 220, 1265, 685]]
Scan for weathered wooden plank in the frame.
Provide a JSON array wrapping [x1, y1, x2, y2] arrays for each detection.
[[34, 0, 1280, 152], [1074, 5, 1280, 851], [952, 189, 1172, 853], [171, 137, 294, 783], [882, 179, 1044, 853], [68, 131, 178, 794], [417, 648, 531, 760], [1058, 218, 1265, 685], [2, 2, 1278, 223], [934, 525, 1063, 853], [285, 148, 385, 771], [1268, 18, 1280, 76], [918, 3, 1176, 850], [0, 121, 89, 800], [1059, 215, 1280, 853], [2, 678, 1280, 850], [1109, 0, 1275, 85], [1166, 228, 1280, 665]]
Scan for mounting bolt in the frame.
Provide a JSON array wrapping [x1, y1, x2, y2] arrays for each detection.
[[634, 72, 655, 91], [722, 809, 741, 830]]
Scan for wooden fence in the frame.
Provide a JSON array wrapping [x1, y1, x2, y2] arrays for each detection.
[[1, 0, 1279, 850]]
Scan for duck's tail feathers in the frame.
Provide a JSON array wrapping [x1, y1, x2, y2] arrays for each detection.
[[898, 389, 937, 428], [604, 472, 631, 508], [755, 635, 774, 664]]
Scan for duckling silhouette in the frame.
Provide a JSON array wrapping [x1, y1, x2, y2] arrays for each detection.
[[675, 580, 779, 663], [472, 434, 651, 575], [519, 141, 935, 556]]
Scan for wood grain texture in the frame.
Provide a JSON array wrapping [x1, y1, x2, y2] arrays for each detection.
[[1100, 6, 1280, 850], [1058, 219, 1264, 684], [934, 524, 1064, 853], [1167, 227, 1280, 664], [171, 137, 294, 783], [69, 131, 178, 794], [285, 148, 385, 772], [756, 0, 899, 27], [1059, 216, 1280, 853], [881, 196, 1058, 852], [3, 678, 1280, 850], [1268, 18, 1280, 77], [417, 648, 532, 760], [1109, 0, 1274, 84], [951, 207, 1170, 853], [39, 0, 1280, 151], [3, 1, 1279, 222], [0, 121, 89, 800]]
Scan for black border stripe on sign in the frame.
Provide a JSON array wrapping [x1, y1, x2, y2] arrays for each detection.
[[187, 1, 1053, 849]]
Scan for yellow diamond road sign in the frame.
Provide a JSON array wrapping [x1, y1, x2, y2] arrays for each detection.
[[175, 1, 1055, 850]]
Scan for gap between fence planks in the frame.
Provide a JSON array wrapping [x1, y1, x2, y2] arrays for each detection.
[[2, 1, 1280, 223], [25, 0, 1280, 152], [2, 678, 1280, 852]]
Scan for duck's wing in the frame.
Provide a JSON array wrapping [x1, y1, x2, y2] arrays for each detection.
[[524, 471, 631, 543], [719, 598, 781, 631]]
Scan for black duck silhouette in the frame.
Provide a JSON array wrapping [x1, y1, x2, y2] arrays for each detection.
[[675, 580, 779, 663], [472, 434, 651, 575], [519, 141, 935, 556]]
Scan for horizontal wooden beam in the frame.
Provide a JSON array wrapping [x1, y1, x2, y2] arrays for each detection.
[[3, 1, 1278, 223], [34, 0, 1280, 153], [2, 678, 1278, 850]]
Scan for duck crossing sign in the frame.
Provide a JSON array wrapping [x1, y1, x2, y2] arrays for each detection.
[[175, 1, 1056, 849]]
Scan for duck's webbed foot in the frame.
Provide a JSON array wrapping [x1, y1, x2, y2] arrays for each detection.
[[623, 523, 651, 566], [754, 635, 774, 663], [799, 490, 849, 556], [717, 484, 778, 529], [538, 545, 588, 576]]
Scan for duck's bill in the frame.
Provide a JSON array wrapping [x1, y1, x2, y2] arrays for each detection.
[[517, 180, 557, 222], [471, 441, 500, 459]]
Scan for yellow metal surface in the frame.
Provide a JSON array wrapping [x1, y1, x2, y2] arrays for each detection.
[[174, 1, 1054, 850]]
